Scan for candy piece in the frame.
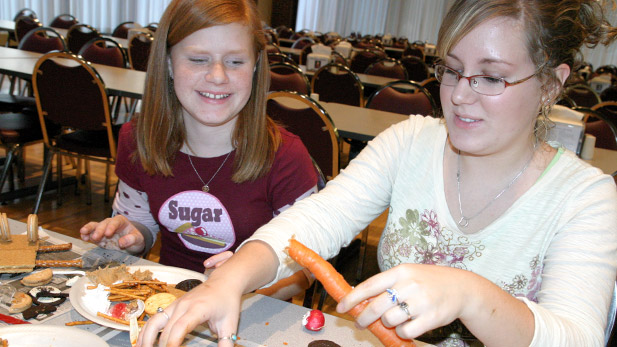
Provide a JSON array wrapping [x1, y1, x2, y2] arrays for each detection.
[[302, 309, 325, 331]]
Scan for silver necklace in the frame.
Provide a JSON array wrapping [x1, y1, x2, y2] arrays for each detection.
[[456, 144, 536, 228], [187, 151, 232, 192]]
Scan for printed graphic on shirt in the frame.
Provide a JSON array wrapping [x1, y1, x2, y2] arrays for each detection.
[[158, 190, 235, 253], [378, 208, 485, 270]]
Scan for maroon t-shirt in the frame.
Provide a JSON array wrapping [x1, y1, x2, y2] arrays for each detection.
[[115, 121, 317, 272]]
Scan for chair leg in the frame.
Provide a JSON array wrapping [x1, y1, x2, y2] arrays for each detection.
[[56, 154, 63, 206], [104, 163, 111, 202], [0, 145, 18, 193], [32, 150, 54, 215], [85, 160, 92, 205], [356, 227, 369, 283]]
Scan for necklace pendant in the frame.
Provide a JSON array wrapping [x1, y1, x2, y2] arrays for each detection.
[[458, 216, 469, 228], [202, 185, 209, 193]]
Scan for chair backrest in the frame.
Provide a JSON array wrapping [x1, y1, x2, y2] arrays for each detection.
[[67, 23, 101, 54], [276, 26, 294, 39], [601, 85, 617, 102], [14, 16, 42, 43], [112, 21, 142, 39], [266, 91, 339, 180], [331, 50, 348, 67], [564, 83, 602, 108], [49, 14, 78, 29], [402, 43, 425, 60], [32, 52, 116, 158], [364, 58, 408, 80], [400, 55, 431, 82], [311, 63, 364, 106], [78, 37, 127, 68], [264, 28, 279, 45], [13, 8, 37, 21], [269, 62, 311, 95], [349, 48, 387, 74], [291, 36, 315, 50], [128, 31, 154, 71], [267, 52, 296, 65], [420, 77, 442, 114], [145, 22, 158, 32], [299, 44, 313, 66], [575, 104, 617, 151], [18, 27, 67, 53], [366, 80, 437, 117]]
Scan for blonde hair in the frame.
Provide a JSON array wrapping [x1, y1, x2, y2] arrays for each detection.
[[136, 0, 279, 182], [437, 0, 617, 139]]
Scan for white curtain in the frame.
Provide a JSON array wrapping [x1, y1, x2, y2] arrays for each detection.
[[0, 0, 170, 34], [296, 0, 616, 69]]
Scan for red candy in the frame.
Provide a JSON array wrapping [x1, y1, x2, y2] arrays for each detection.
[[302, 309, 325, 331], [110, 302, 128, 319]]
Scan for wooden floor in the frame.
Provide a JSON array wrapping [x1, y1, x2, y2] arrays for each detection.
[[0, 141, 386, 318]]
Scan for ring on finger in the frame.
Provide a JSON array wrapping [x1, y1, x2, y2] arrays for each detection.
[[386, 288, 400, 304], [218, 334, 237, 342], [398, 301, 412, 321], [156, 307, 170, 320]]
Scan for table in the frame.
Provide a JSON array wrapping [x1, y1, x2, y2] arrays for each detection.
[[586, 147, 617, 175], [0, 219, 429, 347], [0, 46, 144, 98]]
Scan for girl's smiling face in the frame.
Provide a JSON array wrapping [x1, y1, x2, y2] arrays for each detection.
[[441, 17, 543, 156], [169, 23, 256, 130]]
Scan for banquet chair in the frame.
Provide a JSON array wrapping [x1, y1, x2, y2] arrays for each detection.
[[420, 77, 442, 115], [564, 83, 602, 108], [311, 63, 364, 107], [364, 58, 408, 80], [402, 43, 425, 61], [78, 37, 127, 67], [266, 91, 339, 181], [145, 22, 159, 32], [366, 80, 437, 117], [31, 52, 118, 214], [18, 27, 67, 53], [267, 52, 296, 65], [269, 62, 311, 95], [112, 21, 142, 39], [400, 55, 431, 82], [128, 31, 154, 72], [349, 48, 387, 75], [601, 85, 617, 102], [291, 36, 315, 50], [13, 8, 37, 21], [66, 23, 100, 54], [264, 28, 279, 46], [575, 105, 617, 152], [331, 50, 348, 67], [266, 43, 281, 55], [49, 14, 78, 29], [275, 26, 294, 40], [14, 16, 42, 44], [298, 44, 313, 66]]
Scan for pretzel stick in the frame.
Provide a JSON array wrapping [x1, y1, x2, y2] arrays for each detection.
[[0, 212, 10, 242], [97, 312, 146, 326], [38, 243, 72, 252], [35, 259, 83, 268], [65, 320, 94, 326]]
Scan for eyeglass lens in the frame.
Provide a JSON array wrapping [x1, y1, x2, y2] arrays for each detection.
[[435, 65, 505, 96]]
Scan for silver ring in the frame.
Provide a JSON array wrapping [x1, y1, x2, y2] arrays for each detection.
[[386, 288, 399, 304], [218, 334, 237, 342], [398, 301, 412, 321], [157, 307, 169, 320]]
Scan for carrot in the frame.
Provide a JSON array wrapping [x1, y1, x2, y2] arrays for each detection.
[[287, 238, 415, 347]]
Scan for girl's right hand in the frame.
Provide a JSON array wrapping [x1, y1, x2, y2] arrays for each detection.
[[80, 215, 145, 254]]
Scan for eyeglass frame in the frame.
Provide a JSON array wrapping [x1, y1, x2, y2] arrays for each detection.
[[433, 63, 542, 96]]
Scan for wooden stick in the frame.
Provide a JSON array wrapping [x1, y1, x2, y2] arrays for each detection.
[[35, 259, 83, 268]]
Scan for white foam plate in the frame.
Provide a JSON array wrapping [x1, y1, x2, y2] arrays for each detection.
[[0, 325, 109, 347], [69, 265, 206, 331]]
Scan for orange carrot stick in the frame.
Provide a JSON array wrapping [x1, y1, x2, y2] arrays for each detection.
[[287, 238, 415, 347]]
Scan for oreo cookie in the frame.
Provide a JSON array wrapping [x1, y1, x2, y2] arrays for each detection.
[[175, 279, 202, 292], [307, 340, 341, 347]]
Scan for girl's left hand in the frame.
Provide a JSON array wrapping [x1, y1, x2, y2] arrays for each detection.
[[336, 264, 477, 340]]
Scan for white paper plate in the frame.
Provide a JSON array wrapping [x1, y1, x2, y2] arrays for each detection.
[[69, 265, 206, 331], [0, 325, 109, 347]]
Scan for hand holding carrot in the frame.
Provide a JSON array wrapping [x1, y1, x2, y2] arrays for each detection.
[[287, 238, 416, 347]]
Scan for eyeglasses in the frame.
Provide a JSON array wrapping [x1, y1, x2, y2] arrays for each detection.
[[434, 64, 540, 96]]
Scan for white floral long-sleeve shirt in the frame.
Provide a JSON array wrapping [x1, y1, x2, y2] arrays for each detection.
[[247, 115, 617, 346]]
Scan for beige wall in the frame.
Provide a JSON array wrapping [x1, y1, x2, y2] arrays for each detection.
[[256, 0, 273, 26]]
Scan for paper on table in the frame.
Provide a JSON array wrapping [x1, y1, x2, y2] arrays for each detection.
[[581, 134, 596, 160]]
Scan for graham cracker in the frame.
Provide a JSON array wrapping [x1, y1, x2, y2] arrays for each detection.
[[0, 234, 39, 273]]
